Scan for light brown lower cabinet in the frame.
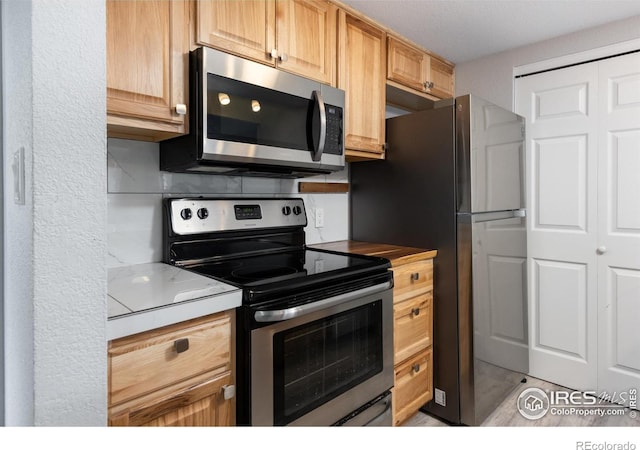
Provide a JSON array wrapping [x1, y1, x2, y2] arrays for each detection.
[[389, 256, 435, 425], [108, 311, 235, 426], [393, 348, 433, 425]]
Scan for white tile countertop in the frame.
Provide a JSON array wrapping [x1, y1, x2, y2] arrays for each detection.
[[107, 262, 241, 340]]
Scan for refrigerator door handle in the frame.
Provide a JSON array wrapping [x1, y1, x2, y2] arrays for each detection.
[[462, 209, 526, 223]]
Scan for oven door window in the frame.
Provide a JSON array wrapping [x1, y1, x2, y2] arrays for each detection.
[[272, 301, 383, 425]]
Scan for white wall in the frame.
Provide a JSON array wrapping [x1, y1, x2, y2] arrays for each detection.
[[455, 15, 640, 110], [108, 139, 350, 267], [2, 0, 107, 425]]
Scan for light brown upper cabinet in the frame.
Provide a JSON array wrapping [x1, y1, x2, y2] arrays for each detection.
[[107, 0, 190, 142], [387, 35, 454, 100], [196, 0, 337, 86], [338, 12, 386, 160]]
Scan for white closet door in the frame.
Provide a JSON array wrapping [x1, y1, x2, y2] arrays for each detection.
[[597, 52, 640, 405], [516, 62, 599, 391]]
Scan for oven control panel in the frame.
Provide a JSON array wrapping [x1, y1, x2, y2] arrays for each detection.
[[169, 198, 307, 235]]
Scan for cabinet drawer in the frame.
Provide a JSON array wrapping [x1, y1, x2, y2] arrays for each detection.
[[393, 293, 432, 364], [109, 312, 231, 406], [392, 259, 433, 302], [393, 347, 433, 426]]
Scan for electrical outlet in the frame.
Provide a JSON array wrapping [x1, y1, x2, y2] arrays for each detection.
[[315, 208, 324, 228]]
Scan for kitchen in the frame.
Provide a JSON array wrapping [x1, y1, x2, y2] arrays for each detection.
[[2, 0, 640, 444]]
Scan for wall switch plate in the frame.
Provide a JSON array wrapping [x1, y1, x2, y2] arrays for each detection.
[[315, 207, 324, 228]]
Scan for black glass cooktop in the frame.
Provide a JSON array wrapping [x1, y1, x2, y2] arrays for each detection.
[[183, 248, 390, 303]]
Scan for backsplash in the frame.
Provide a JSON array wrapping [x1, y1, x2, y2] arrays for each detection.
[[107, 139, 350, 267]]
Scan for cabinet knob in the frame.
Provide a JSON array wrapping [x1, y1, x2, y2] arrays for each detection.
[[270, 48, 278, 59], [596, 246, 607, 255], [279, 53, 288, 62], [412, 363, 421, 373], [175, 104, 187, 115], [424, 81, 434, 90], [222, 384, 236, 400], [411, 272, 420, 281], [173, 338, 189, 354], [411, 307, 420, 317]]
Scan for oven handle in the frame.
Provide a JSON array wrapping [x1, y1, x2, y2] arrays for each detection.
[[363, 395, 392, 426], [253, 281, 392, 323]]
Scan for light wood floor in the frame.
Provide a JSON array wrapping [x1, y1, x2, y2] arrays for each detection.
[[402, 376, 640, 427]]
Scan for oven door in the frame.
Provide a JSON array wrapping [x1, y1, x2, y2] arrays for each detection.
[[250, 283, 393, 426]]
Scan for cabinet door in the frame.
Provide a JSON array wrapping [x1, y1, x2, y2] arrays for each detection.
[[109, 371, 234, 426], [196, 0, 276, 65], [391, 259, 434, 302], [108, 312, 231, 406], [275, 0, 337, 85], [428, 56, 455, 99], [387, 36, 430, 92], [338, 12, 386, 159], [393, 293, 432, 364], [393, 348, 433, 426], [106, 0, 190, 141]]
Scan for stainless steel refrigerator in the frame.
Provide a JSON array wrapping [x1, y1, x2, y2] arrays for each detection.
[[350, 95, 528, 425]]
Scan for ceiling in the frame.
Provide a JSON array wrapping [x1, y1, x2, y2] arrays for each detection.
[[340, 0, 640, 63]]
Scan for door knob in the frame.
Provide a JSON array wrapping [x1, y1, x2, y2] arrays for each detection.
[[596, 246, 607, 255]]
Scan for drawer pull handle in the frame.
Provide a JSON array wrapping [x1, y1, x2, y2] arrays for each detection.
[[411, 307, 420, 317], [412, 364, 421, 373], [411, 273, 420, 281], [174, 338, 189, 354]]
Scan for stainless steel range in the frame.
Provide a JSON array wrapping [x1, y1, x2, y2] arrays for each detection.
[[163, 198, 394, 426]]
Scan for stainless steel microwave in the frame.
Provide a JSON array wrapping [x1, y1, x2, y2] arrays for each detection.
[[160, 47, 345, 178]]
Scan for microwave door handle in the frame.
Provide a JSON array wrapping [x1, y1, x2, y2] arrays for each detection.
[[312, 90, 326, 162]]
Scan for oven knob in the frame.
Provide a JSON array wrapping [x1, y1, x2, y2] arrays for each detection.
[[180, 208, 192, 220], [197, 208, 209, 219], [292, 206, 302, 215], [282, 206, 291, 216]]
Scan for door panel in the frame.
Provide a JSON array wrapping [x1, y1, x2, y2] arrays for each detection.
[[597, 52, 640, 406], [610, 131, 640, 232], [534, 135, 588, 231], [516, 61, 599, 391], [517, 51, 640, 397], [534, 259, 588, 359]]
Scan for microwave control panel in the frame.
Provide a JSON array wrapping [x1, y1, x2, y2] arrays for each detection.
[[325, 105, 343, 155]]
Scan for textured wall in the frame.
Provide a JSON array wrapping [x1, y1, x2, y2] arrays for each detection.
[[455, 15, 640, 110], [2, 0, 107, 425]]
